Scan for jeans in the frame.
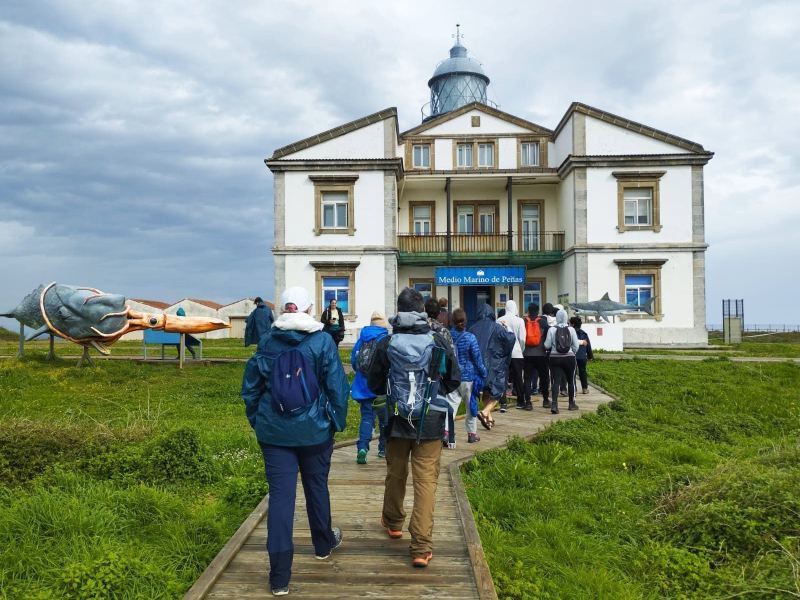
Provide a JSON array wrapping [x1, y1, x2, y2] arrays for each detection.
[[576, 358, 588, 390], [357, 399, 386, 453], [259, 439, 336, 589], [549, 355, 577, 409]]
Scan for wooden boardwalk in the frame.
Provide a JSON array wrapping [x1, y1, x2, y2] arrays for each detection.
[[184, 388, 613, 600]]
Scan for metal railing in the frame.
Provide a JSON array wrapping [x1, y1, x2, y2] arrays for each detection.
[[397, 232, 565, 254], [708, 324, 800, 333]]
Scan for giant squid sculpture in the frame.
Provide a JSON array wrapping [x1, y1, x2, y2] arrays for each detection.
[[1, 282, 230, 355]]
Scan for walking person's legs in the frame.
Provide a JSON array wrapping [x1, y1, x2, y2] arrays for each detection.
[[550, 360, 565, 414], [522, 356, 536, 405], [357, 401, 375, 463], [510, 358, 525, 409], [577, 358, 589, 392], [564, 357, 578, 410], [383, 437, 413, 532], [375, 400, 387, 456], [297, 439, 339, 559], [408, 439, 443, 564], [479, 389, 499, 429], [260, 444, 300, 591], [534, 356, 550, 407], [444, 389, 461, 447], [461, 381, 478, 440]]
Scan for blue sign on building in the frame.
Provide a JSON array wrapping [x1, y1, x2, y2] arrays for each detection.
[[435, 266, 526, 286]]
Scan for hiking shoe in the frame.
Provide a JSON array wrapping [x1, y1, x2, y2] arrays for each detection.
[[551, 407, 560, 414], [515, 403, 525, 410], [568, 403, 579, 411], [356, 449, 367, 464], [532, 388, 539, 394], [468, 433, 480, 443], [542, 400, 551, 408], [381, 516, 403, 539], [377, 450, 386, 459], [499, 405, 507, 413], [582, 388, 589, 394], [316, 527, 342, 559], [271, 586, 289, 596], [412, 552, 433, 568], [524, 402, 533, 411]]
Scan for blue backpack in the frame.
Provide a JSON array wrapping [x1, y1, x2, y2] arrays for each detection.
[[260, 339, 321, 416]]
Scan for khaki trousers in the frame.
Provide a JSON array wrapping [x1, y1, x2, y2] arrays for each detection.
[[382, 437, 442, 557]]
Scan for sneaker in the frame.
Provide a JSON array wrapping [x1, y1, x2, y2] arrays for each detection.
[[412, 552, 433, 568], [499, 404, 507, 413], [468, 433, 480, 443], [524, 402, 533, 411], [272, 586, 289, 596], [515, 403, 525, 410], [582, 388, 589, 395], [568, 403, 579, 411], [532, 388, 539, 395], [542, 400, 551, 408], [381, 516, 403, 539], [316, 527, 342, 559], [448, 441, 456, 449], [356, 449, 367, 464], [551, 407, 560, 415], [377, 450, 386, 459]]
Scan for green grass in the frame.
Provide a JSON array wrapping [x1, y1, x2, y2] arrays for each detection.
[[0, 328, 18, 342], [0, 356, 359, 599], [462, 358, 800, 600]]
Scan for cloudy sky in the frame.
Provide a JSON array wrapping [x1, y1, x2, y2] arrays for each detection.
[[1, 0, 798, 330]]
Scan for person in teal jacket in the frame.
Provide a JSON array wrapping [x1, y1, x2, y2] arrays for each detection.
[[244, 297, 274, 347], [240, 287, 349, 595]]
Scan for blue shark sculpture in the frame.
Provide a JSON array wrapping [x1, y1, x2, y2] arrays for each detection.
[[568, 293, 657, 323], [1, 282, 229, 355]]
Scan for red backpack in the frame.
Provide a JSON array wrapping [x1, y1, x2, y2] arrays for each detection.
[[524, 316, 542, 347]]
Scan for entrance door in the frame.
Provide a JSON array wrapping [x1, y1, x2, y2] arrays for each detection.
[[463, 286, 493, 330]]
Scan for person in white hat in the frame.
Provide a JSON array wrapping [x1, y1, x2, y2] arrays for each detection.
[[241, 286, 349, 595]]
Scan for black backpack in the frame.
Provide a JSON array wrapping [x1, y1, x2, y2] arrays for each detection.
[[354, 334, 386, 374], [554, 327, 572, 354]]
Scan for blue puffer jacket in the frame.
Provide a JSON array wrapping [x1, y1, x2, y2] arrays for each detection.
[[350, 325, 388, 401], [241, 312, 349, 446], [450, 328, 487, 383]]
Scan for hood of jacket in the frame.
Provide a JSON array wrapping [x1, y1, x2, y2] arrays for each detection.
[[477, 303, 495, 321], [556, 309, 569, 327], [389, 311, 429, 333], [273, 311, 324, 333], [505, 300, 519, 318], [359, 325, 388, 341]]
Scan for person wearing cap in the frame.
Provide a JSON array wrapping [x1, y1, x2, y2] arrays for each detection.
[[350, 311, 390, 464], [244, 296, 274, 347], [240, 287, 349, 596]]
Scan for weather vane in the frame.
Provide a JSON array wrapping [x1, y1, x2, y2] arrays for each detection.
[[452, 23, 464, 45]]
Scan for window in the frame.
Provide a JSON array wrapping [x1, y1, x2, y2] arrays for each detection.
[[478, 205, 495, 233], [457, 143, 473, 168], [411, 280, 434, 302], [457, 205, 474, 234], [311, 175, 357, 236], [521, 142, 539, 166], [413, 145, 430, 168], [413, 205, 432, 235], [624, 188, 653, 226], [520, 204, 540, 251], [624, 274, 653, 306], [322, 191, 348, 229], [322, 277, 349, 313], [478, 143, 494, 167], [614, 171, 664, 232], [523, 281, 543, 312]]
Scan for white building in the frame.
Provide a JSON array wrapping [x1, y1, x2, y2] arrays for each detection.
[[266, 39, 712, 347]]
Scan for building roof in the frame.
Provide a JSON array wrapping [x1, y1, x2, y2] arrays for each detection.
[[269, 107, 398, 160], [428, 43, 489, 86], [128, 298, 171, 310], [400, 101, 552, 139], [180, 298, 225, 310], [553, 102, 706, 153]]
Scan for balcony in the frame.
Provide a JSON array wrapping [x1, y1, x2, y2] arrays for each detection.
[[397, 232, 565, 268]]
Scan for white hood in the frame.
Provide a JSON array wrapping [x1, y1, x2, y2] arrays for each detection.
[[273, 311, 324, 333], [505, 300, 519, 318]]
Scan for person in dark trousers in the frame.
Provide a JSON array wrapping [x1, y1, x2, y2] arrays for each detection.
[[470, 304, 515, 430], [172, 307, 198, 359], [240, 287, 349, 596], [498, 300, 527, 412], [425, 297, 454, 351], [522, 303, 540, 399], [523, 302, 553, 408], [544, 309, 580, 414], [321, 298, 345, 348], [366, 287, 460, 568], [570, 316, 594, 394], [351, 311, 390, 464], [436, 297, 451, 329], [244, 297, 274, 347]]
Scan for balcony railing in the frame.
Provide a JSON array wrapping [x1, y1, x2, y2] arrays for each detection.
[[398, 232, 565, 254]]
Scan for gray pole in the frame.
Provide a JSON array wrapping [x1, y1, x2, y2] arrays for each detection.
[[446, 177, 453, 310], [45, 334, 56, 360], [507, 176, 514, 300], [16, 322, 24, 358]]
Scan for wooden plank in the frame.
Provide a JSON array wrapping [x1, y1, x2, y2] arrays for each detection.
[[207, 582, 480, 599], [226, 552, 473, 572], [218, 571, 475, 585], [181, 494, 270, 600], [236, 544, 467, 557]]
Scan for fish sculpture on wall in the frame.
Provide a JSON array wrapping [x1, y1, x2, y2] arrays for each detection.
[[1, 282, 230, 355], [568, 292, 657, 323]]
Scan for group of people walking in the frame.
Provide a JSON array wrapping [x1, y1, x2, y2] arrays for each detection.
[[240, 287, 592, 595]]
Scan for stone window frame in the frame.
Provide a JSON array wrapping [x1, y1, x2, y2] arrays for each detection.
[[453, 138, 499, 170], [310, 175, 358, 236], [311, 261, 359, 321], [404, 139, 435, 171], [515, 276, 547, 311], [516, 199, 546, 251], [517, 137, 549, 169], [408, 201, 437, 235], [615, 258, 666, 321], [613, 171, 665, 233]]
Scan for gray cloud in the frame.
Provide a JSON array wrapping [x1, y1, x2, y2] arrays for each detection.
[[2, 0, 798, 331]]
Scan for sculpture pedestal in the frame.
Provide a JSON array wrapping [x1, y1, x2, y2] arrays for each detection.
[[77, 347, 95, 368], [581, 322, 623, 352]]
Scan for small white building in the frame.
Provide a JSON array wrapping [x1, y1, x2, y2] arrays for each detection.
[[266, 38, 712, 347]]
